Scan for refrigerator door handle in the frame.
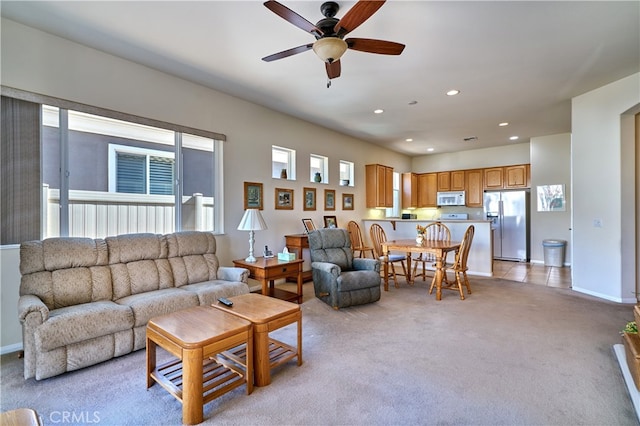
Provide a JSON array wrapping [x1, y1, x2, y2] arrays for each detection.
[[498, 200, 503, 217]]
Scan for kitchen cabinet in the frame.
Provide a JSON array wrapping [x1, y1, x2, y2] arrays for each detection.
[[437, 172, 451, 191], [366, 164, 393, 208], [402, 172, 418, 209], [417, 173, 437, 207], [451, 170, 465, 191], [465, 169, 483, 207], [504, 164, 529, 188], [484, 167, 504, 189]]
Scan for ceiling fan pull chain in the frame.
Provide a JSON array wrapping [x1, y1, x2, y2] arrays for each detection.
[[326, 78, 331, 88]]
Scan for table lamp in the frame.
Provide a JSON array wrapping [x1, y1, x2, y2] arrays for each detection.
[[237, 208, 268, 263]]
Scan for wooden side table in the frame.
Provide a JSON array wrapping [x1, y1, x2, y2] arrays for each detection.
[[284, 234, 313, 283], [233, 257, 303, 304], [212, 293, 302, 387], [146, 306, 253, 425]]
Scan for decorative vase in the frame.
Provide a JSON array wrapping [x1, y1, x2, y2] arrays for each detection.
[[314, 172, 322, 182], [280, 169, 287, 179], [416, 234, 424, 245]]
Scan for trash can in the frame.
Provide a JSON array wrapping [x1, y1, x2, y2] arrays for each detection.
[[542, 239, 566, 267]]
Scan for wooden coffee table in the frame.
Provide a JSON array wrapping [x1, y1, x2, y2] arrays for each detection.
[[212, 293, 302, 387], [146, 306, 253, 425]]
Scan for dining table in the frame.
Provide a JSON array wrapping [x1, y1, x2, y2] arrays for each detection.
[[381, 238, 461, 301]]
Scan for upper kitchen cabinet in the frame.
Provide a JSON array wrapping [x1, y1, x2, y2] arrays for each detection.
[[484, 164, 530, 190], [437, 172, 450, 191], [366, 164, 394, 208], [402, 172, 418, 209], [484, 167, 504, 189], [504, 164, 530, 188], [465, 169, 484, 207], [417, 173, 437, 207], [451, 170, 465, 191]]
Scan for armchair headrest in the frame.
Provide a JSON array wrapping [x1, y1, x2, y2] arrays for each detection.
[[308, 228, 353, 270]]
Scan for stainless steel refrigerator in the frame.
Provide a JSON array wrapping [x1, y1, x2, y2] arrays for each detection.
[[484, 190, 530, 261]]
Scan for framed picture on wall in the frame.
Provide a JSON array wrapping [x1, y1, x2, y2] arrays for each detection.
[[244, 182, 263, 210], [342, 193, 354, 210], [275, 188, 294, 210], [324, 189, 336, 211], [303, 187, 316, 211]]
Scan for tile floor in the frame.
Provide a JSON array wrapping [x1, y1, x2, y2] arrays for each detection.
[[490, 260, 572, 288]]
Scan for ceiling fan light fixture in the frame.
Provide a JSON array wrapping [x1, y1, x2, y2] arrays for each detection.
[[313, 37, 348, 63]]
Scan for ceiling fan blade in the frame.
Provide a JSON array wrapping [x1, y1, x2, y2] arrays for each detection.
[[334, 0, 386, 36], [346, 38, 405, 55], [264, 0, 323, 37], [262, 43, 314, 62], [326, 60, 341, 79]]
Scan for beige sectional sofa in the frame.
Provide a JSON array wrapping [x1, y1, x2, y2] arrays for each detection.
[[18, 231, 250, 380]]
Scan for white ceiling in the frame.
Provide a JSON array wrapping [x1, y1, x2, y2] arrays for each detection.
[[2, 1, 638, 156]]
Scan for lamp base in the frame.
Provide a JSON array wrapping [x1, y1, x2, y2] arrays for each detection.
[[245, 255, 257, 263]]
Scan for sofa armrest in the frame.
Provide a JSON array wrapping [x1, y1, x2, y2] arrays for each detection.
[[311, 261, 341, 277], [353, 258, 381, 272], [217, 266, 249, 283], [18, 294, 49, 324]]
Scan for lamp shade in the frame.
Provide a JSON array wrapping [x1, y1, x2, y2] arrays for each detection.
[[237, 209, 268, 231], [313, 37, 348, 63]]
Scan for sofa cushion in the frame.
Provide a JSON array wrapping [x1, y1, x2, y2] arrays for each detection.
[[180, 280, 250, 306], [106, 233, 168, 264], [116, 288, 198, 327], [20, 239, 112, 310], [166, 231, 220, 285], [35, 301, 133, 352]]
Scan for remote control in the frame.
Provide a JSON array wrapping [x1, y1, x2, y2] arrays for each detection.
[[218, 297, 233, 307]]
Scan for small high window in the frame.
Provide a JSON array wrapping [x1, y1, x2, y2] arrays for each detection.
[[272, 145, 296, 180], [310, 154, 328, 184], [339, 160, 354, 186]]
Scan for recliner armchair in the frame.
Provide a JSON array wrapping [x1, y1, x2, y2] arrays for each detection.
[[308, 228, 381, 309]]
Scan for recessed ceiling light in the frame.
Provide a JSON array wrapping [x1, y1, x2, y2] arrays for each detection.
[[509, 136, 519, 141], [427, 148, 434, 152], [405, 138, 413, 142], [499, 122, 509, 127], [374, 109, 384, 114], [446, 89, 460, 96]]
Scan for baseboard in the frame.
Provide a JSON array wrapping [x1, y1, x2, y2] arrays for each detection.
[[573, 286, 637, 304], [614, 344, 640, 423], [1, 342, 23, 355]]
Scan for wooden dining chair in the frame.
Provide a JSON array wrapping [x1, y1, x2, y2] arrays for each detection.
[[347, 220, 375, 258], [369, 223, 407, 287], [413, 222, 451, 281], [430, 224, 475, 300]]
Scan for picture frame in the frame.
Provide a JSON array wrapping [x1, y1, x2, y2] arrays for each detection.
[[342, 193, 354, 210], [324, 215, 338, 228], [303, 187, 316, 211], [275, 187, 294, 210], [536, 184, 566, 212], [324, 189, 336, 211], [302, 218, 316, 233], [244, 181, 263, 210]]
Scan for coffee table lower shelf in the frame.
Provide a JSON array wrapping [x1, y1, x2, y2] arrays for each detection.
[[222, 338, 298, 375], [151, 354, 248, 407]]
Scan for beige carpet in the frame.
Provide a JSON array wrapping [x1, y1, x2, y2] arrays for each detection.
[[1, 277, 638, 425]]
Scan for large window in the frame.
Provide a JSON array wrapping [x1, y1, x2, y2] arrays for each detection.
[[37, 105, 222, 239]]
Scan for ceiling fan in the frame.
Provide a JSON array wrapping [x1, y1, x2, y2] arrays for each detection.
[[262, 0, 405, 86]]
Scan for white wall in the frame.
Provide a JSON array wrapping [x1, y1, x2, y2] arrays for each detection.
[[0, 18, 411, 351], [571, 72, 640, 303], [412, 143, 531, 172], [530, 133, 572, 264]]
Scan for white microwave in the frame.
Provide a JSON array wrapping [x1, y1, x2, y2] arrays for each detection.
[[436, 191, 466, 206]]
